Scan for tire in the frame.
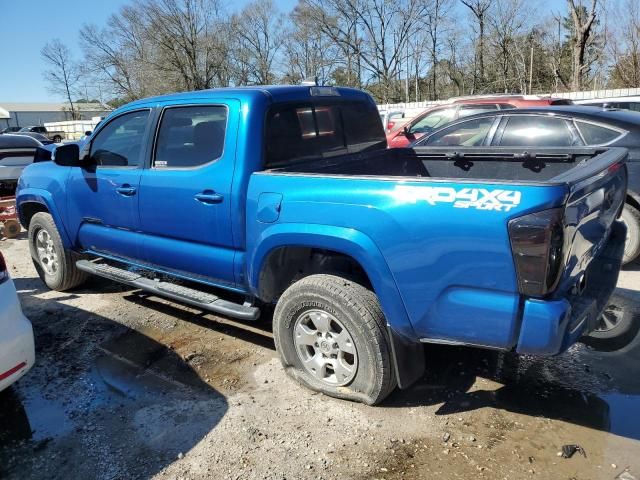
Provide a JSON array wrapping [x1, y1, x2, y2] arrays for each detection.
[[28, 212, 88, 291], [582, 294, 640, 351], [52, 135, 62, 143], [621, 203, 640, 265], [273, 274, 397, 405]]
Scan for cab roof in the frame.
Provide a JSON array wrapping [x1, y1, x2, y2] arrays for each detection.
[[121, 85, 372, 111]]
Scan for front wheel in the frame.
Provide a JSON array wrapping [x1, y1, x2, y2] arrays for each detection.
[[273, 274, 397, 405], [28, 212, 88, 291], [52, 135, 62, 143]]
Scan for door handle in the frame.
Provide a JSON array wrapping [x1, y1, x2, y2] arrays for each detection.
[[116, 185, 137, 196], [194, 191, 224, 204]]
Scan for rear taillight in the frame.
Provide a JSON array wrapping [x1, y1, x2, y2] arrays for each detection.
[[508, 208, 565, 297], [387, 121, 395, 131], [0, 252, 8, 284]]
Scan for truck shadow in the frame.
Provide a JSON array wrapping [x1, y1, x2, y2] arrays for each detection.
[[0, 277, 229, 480], [385, 331, 640, 441], [85, 276, 640, 443]]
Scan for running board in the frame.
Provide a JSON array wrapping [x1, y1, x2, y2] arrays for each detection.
[[76, 260, 260, 321]]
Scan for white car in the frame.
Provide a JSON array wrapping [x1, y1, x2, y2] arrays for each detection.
[[0, 251, 34, 391], [575, 96, 640, 112], [379, 110, 406, 133], [0, 134, 42, 196]]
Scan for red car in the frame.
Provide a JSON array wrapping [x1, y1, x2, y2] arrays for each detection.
[[386, 95, 573, 148]]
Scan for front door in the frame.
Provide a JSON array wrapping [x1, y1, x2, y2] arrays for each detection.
[[137, 102, 239, 288], [65, 109, 152, 260]]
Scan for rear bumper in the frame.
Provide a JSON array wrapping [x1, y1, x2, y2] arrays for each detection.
[[516, 220, 626, 355], [0, 279, 35, 392]]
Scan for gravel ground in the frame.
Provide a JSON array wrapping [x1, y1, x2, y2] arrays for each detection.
[[1, 233, 640, 480]]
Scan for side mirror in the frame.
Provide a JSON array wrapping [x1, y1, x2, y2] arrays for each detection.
[[84, 130, 92, 136], [52, 143, 81, 167], [34, 146, 53, 163]]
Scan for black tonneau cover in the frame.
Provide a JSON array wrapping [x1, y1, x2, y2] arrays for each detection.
[[270, 146, 628, 185]]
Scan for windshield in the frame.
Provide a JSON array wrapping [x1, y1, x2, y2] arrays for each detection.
[[264, 100, 386, 169]]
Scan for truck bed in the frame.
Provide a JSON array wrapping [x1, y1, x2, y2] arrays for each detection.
[[269, 146, 625, 184]]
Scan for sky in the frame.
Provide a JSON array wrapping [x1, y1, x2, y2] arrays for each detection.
[[0, 0, 566, 103]]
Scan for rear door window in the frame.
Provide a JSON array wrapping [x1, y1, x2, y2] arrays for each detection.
[[154, 105, 228, 169], [498, 116, 578, 147], [422, 116, 496, 146], [575, 121, 622, 145]]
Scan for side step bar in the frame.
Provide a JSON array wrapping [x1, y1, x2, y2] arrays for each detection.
[[76, 260, 260, 321]]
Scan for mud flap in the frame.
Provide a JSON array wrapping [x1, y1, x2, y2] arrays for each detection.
[[387, 326, 425, 389]]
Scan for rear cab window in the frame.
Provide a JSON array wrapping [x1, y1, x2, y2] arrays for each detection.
[[264, 100, 386, 169]]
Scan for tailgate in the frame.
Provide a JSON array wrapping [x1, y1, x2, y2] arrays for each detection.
[[513, 148, 627, 354], [554, 147, 628, 296]]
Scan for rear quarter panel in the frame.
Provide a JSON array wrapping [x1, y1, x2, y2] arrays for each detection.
[[247, 173, 568, 347]]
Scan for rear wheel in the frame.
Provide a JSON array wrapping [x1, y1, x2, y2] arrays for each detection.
[[583, 294, 640, 351], [621, 203, 640, 265], [52, 135, 62, 143], [273, 274, 397, 405], [28, 212, 88, 291]]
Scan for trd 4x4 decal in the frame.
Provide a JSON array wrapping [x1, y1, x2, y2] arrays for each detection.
[[393, 185, 522, 212]]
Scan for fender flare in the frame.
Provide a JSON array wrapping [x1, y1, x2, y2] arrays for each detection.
[[249, 223, 415, 339], [16, 189, 73, 249]]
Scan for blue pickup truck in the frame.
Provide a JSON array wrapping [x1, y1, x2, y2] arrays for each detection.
[[16, 86, 628, 404]]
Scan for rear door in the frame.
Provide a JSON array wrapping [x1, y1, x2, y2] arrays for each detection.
[[65, 109, 152, 259], [137, 101, 239, 288]]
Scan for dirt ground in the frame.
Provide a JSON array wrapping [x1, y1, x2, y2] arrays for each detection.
[[1, 233, 640, 480]]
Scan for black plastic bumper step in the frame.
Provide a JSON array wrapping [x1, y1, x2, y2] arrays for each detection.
[[76, 260, 260, 321]]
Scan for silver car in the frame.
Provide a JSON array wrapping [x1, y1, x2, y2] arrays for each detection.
[[0, 134, 42, 195]]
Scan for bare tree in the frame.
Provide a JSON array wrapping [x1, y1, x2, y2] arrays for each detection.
[[609, 0, 640, 87], [143, 0, 229, 90], [567, 0, 598, 89], [487, 0, 530, 92], [424, 0, 454, 100], [460, 0, 493, 91], [41, 39, 81, 119], [80, 4, 157, 101], [283, 3, 341, 84], [301, 0, 364, 88], [231, 0, 285, 85]]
